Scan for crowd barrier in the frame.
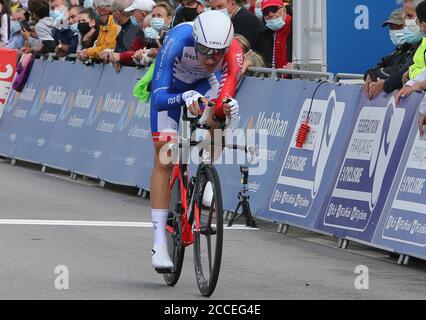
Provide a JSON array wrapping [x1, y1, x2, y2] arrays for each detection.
[[0, 56, 425, 262]]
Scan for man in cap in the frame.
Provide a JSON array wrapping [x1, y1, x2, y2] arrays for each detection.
[[364, 8, 421, 99], [124, 0, 156, 26], [255, 0, 292, 71]]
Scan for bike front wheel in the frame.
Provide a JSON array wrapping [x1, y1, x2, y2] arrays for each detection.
[[193, 164, 224, 297]]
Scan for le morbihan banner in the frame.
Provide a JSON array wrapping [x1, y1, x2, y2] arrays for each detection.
[[263, 82, 361, 229], [372, 118, 426, 260], [13, 61, 74, 164], [316, 92, 423, 242], [0, 49, 17, 119], [215, 77, 303, 215], [42, 63, 103, 171], [0, 59, 46, 158]]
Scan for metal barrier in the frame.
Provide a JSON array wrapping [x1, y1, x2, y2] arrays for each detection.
[[334, 73, 364, 83], [247, 67, 334, 81]]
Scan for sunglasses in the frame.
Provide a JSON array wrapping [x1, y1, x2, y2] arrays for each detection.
[[262, 6, 282, 17], [195, 42, 227, 57]]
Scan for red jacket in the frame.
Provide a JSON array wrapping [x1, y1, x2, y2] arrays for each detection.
[[119, 33, 147, 66]]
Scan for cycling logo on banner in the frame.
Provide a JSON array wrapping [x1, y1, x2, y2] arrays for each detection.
[[269, 89, 345, 218], [323, 97, 405, 232]]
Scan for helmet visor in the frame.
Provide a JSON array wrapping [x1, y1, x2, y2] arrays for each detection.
[[195, 42, 227, 58]]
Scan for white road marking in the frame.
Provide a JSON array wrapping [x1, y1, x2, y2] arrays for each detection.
[[0, 219, 258, 230]]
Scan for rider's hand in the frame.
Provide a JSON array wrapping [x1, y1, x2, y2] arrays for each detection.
[[223, 97, 239, 118], [182, 90, 206, 117]]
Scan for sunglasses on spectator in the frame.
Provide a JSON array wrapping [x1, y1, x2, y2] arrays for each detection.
[[262, 6, 282, 17]]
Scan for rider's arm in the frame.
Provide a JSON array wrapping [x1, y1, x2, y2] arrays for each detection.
[[151, 29, 187, 112], [212, 39, 244, 119]]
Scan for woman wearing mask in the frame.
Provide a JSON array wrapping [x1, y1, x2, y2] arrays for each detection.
[[111, 1, 173, 66], [0, 0, 12, 47], [5, 7, 26, 49], [76, 7, 99, 50]]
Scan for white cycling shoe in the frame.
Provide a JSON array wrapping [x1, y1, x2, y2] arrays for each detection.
[[202, 181, 213, 207], [152, 244, 174, 271]]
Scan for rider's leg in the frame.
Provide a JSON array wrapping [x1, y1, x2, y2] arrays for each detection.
[[151, 139, 174, 269]]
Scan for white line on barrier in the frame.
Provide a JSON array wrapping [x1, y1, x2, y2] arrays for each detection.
[[277, 176, 314, 190], [332, 189, 371, 202], [0, 219, 258, 230], [392, 199, 426, 214]]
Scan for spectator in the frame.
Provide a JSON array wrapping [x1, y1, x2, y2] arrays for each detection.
[[0, 0, 12, 46], [6, 7, 26, 49], [150, 1, 172, 33], [131, 2, 173, 66], [172, 0, 205, 26], [110, 0, 155, 66], [76, 7, 99, 49], [49, 0, 68, 29], [253, 0, 261, 19], [235, 34, 266, 76], [23, 0, 56, 54], [208, 0, 265, 53], [53, 4, 82, 57], [98, 0, 139, 62], [257, 0, 292, 71], [364, 8, 421, 99], [113, 0, 138, 51], [78, 0, 119, 61], [408, 0, 426, 80]]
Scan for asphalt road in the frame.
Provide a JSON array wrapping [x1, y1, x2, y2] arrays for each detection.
[[0, 158, 424, 300]]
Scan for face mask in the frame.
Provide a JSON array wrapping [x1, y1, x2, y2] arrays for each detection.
[[50, 9, 65, 22], [265, 17, 284, 31], [11, 20, 21, 34], [216, 8, 230, 18], [151, 17, 166, 31], [403, 26, 422, 44], [243, 3, 250, 10], [130, 15, 138, 26], [78, 22, 91, 34], [255, 7, 262, 18], [69, 23, 79, 33], [84, 0, 93, 8], [389, 29, 405, 46], [182, 6, 199, 21], [144, 27, 159, 39], [406, 19, 421, 34]]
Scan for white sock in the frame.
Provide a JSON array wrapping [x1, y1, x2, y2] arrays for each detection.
[[151, 208, 168, 247]]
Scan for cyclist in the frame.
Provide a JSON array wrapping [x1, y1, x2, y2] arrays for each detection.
[[149, 10, 243, 270]]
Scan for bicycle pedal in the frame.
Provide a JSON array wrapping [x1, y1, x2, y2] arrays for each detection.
[[155, 267, 173, 274], [200, 226, 216, 235]]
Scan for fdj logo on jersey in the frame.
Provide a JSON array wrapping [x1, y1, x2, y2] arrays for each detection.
[[324, 97, 405, 231], [269, 90, 345, 218]]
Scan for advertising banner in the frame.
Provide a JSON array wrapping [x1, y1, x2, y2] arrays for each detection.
[[13, 61, 74, 163], [0, 48, 17, 119], [372, 117, 426, 259], [0, 59, 46, 157], [42, 63, 102, 171], [215, 77, 303, 215], [316, 92, 423, 241], [264, 82, 361, 228]]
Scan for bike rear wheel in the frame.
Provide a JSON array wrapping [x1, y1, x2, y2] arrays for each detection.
[[193, 165, 224, 297], [163, 173, 185, 286]]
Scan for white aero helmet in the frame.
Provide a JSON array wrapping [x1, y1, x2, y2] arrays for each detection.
[[193, 10, 234, 55]]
